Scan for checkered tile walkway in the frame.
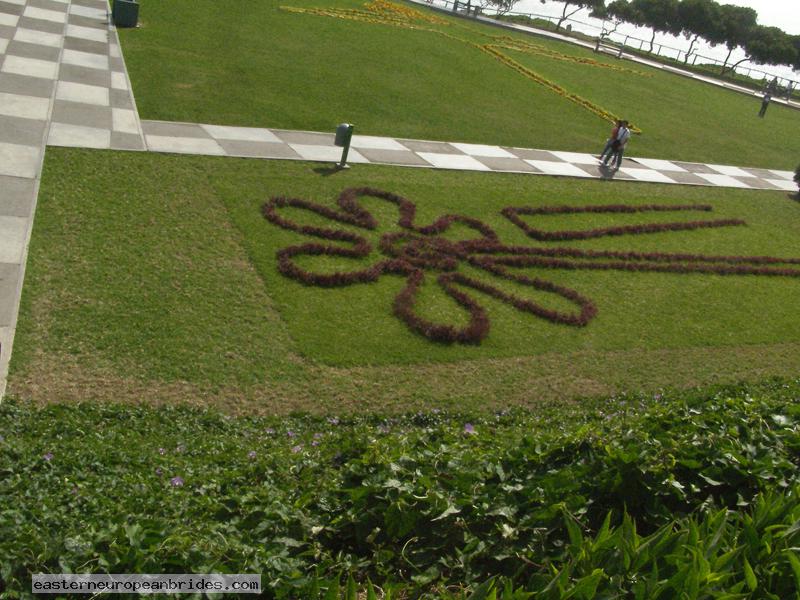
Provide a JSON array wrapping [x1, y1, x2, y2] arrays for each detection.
[[0, 0, 796, 398]]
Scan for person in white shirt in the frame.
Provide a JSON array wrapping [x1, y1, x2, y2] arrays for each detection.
[[602, 120, 630, 170]]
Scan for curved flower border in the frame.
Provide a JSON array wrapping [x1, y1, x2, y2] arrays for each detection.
[[263, 187, 800, 345]]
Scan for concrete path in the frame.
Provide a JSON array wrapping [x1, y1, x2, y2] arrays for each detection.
[[0, 0, 796, 398]]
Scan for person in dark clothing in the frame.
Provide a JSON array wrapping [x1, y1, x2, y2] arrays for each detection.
[[759, 91, 772, 117]]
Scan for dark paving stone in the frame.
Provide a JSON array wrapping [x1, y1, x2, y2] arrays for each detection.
[[0, 175, 36, 218], [67, 14, 107, 29], [71, 0, 107, 7], [59, 63, 111, 87], [672, 161, 719, 174], [272, 130, 334, 145], [141, 121, 212, 138], [6, 40, 61, 62], [110, 131, 145, 151], [29, 0, 70, 12], [63, 36, 109, 56], [0, 263, 20, 326], [52, 100, 112, 129], [355, 147, 432, 166], [662, 170, 714, 185], [506, 148, 560, 161], [217, 139, 302, 159], [0, 72, 54, 98], [17, 16, 65, 34], [109, 56, 125, 71], [400, 139, 460, 154], [109, 88, 134, 109], [732, 176, 762, 189], [740, 167, 777, 179], [474, 156, 538, 172], [0, 114, 47, 147], [0, 2, 24, 16]]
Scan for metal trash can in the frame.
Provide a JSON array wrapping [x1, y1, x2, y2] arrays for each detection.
[[113, 0, 139, 28]]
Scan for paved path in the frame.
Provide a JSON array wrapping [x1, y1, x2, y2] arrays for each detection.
[[0, 0, 796, 398]]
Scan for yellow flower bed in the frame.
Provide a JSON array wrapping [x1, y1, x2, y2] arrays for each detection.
[[280, 2, 642, 133]]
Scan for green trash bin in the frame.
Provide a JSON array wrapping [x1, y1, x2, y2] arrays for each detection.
[[112, 0, 139, 28]]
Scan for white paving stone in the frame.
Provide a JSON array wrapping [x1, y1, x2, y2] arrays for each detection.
[[0, 142, 40, 179], [618, 168, 677, 183], [65, 24, 108, 43], [56, 81, 110, 106], [109, 42, 121, 58], [201, 124, 282, 143], [110, 71, 128, 90], [350, 135, 408, 151], [0, 216, 29, 263], [525, 160, 593, 178], [0, 326, 12, 399], [696, 173, 752, 188], [764, 178, 797, 191], [289, 143, 368, 163], [417, 152, 491, 170], [14, 27, 62, 47], [632, 157, 687, 172], [68, 4, 106, 19], [769, 169, 794, 180], [1, 0, 25, 5], [61, 49, 109, 71], [2, 55, 59, 80], [0, 91, 50, 120], [450, 143, 515, 158], [49, 123, 111, 149], [550, 151, 600, 165], [146, 135, 226, 156], [0, 13, 18, 27], [22, 6, 67, 23], [707, 164, 752, 177], [112, 108, 139, 134]]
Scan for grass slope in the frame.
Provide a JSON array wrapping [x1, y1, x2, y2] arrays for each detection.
[[118, 0, 800, 168], [9, 148, 800, 412]]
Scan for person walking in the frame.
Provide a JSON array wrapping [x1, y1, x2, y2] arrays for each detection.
[[759, 91, 772, 117], [602, 120, 630, 170], [599, 120, 622, 164]]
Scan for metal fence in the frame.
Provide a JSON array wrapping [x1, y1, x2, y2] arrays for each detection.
[[426, 0, 799, 95]]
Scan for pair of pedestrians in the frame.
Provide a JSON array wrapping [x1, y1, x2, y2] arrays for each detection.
[[599, 119, 630, 170]]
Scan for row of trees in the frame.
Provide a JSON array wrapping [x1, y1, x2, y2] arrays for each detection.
[[482, 0, 800, 75]]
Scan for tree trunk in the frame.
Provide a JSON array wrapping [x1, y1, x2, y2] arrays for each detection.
[[720, 56, 749, 77], [719, 47, 734, 74], [557, 3, 582, 31], [684, 34, 699, 64], [649, 30, 656, 53]]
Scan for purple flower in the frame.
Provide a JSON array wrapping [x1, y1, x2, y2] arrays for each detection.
[[158, 447, 166, 455], [463, 423, 476, 435], [311, 440, 320, 447], [313, 432, 323, 439], [291, 445, 303, 454], [71, 486, 78, 495], [248, 450, 257, 460], [155, 467, 163, 477], [286, 430, 296, 438], [170, 476, 184, 487], [0, 434, 5, 442], [327, 417, 339, 426], [43, 452, 54, 461]]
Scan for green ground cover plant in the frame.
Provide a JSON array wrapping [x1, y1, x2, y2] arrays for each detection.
[[1, 379, 799, 597], [9, 148, 800, 411], [117, 0, 800, 169]]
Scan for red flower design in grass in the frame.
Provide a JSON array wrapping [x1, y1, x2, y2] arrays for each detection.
[[263, 187, 800, 344]]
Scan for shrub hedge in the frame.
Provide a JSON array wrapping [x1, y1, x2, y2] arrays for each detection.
[[1, 380, 799, 598]]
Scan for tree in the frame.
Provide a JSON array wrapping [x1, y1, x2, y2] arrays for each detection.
[[716, 4, 757, 74], [477, 0, 521, 16], [740, 26, 797, 71], [631, 0, 681, 53], [677, 0, 721, 63], [542, 0, 607, 31]]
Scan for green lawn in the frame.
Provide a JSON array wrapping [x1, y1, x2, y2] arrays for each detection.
[[9, 148, 800, 413], [118, 0, 800, 169]]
